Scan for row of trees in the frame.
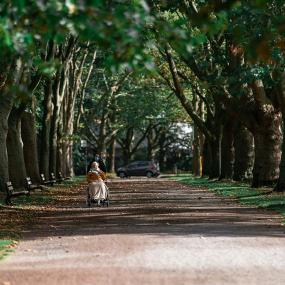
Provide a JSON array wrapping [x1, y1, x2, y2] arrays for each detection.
[[2, 0, 285, 193], [76, 64, 191, 173], [0, 1, 152, 190], [0, 1, 190, 191], [145, 0, 285, 191]]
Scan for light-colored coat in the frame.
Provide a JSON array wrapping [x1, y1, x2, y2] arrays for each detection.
[[87, 169, 108, 200]]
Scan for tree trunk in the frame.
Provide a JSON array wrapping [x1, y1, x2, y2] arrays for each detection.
[[147, 130, 156, 161], [40, 78, 54, 177], [54, 95, 63, 177], [274, 73, 285, 192], [7, 109, 27, 188], [60, 46, 89, 177], [202, 138, 211, 177], [21, 111, 40, 183], [208, 138, 220, 179], [252, 113, 282, 187], [122, 148, 132, 165], [50, 69, 67, 174], [0, 107, 11, 191], [0, 59, 23, 191], [39, 41, 55, 177], [192, 125, 201, 176], [97, 92, 111, 158], [50, 85, 60, 174], [220, 121, 234, 180], [62, 93, 75, 177], [157, 127, 168, 171], [97, 123, 107, 157], [108, 137, 116, 173], [207, 122, 223, 179], [274, 126, 285, 192], [233, 125, 254, 181], [119, 128, 134, 165]]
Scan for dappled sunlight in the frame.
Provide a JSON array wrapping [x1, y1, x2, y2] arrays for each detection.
[[10, 178, 284, 240]]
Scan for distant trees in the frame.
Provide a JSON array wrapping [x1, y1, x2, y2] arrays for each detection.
[[76, 65, 190, 170]]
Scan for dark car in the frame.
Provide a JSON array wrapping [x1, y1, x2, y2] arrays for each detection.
[[116, 161, 160, 178]]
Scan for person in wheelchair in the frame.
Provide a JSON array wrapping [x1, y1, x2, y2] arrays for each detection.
[[86, 161, 108, 206]]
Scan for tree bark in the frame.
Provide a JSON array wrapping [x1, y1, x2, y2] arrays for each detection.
[[7, 108, 27, 188], [0, 105, 12, 191], [274, 73, 285, 192], [274, 125, 285, 192], [233, 124, 254, 181], [108, 137, 116, 173], [158, 129, 167, 171], [205, 116, 223, 179], [192, 124, 201, 176], [50, 68, 67, 174], [40, 78, 54, 177], [21, 111, 40, 183], [74, 48, 97, 133], [39, 42, 55, 177], [220, 120, 234, 180], [61, 88, 75, 177], [57, 104, 64, 176], [251, 111, 282, 187], [121, 128, 133, 165], [97, 111, 107, 156], [122, 149, 132, 165], [119, 125, 151, 165], [0, 59, 23, 191], [202, 138, 211, 177], [208, 137, 221, 179], [147, 127, 159, 161]]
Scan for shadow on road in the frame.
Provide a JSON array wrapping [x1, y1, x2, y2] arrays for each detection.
[[20, 178, 285, 239]]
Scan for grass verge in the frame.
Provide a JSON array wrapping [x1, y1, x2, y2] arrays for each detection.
[[172, 174, 285, 223], [0, 240, 18, 261]]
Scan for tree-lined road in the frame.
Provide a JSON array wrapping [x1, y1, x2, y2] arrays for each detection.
[[0, 178, 285, 285]]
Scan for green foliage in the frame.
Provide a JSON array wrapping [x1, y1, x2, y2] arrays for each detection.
[[0, 0, 153, 69], [0, 240, 15, 261]]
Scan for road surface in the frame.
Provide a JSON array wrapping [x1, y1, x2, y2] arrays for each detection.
[[0, 178, 285, 285]]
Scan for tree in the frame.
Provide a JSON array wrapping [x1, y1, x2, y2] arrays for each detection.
[[151, 0, 285, 186]]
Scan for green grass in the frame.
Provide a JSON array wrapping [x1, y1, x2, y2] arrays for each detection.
[[0, 240, 16, 260], [173, 174, 285, 223]]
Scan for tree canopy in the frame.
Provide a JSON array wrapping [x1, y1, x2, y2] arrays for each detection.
[[1, 0, 285, 193]]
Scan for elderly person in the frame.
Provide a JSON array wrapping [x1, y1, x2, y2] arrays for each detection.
[[87, 161, 108, 206], [87, 153, 107, 173]]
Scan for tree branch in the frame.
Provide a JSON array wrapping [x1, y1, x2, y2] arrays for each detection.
[[164, 45, 213, 140]]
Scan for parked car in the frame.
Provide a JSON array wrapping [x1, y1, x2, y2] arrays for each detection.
[[116, 161, 160, 178]]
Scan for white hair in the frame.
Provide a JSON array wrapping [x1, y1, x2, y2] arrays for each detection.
[[91, 161, 99, 169]]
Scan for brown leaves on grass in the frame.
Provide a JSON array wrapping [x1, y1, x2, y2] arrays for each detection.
[[0, 180, 86, 241]]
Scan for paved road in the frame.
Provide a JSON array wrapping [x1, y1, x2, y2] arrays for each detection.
[[1, 178, 285, 285]]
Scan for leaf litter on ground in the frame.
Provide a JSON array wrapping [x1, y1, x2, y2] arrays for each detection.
[[0, 177, 85, 260]]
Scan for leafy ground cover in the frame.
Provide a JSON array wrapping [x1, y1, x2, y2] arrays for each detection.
[[173, 174, 285, 223], [0, 176, 85, 260]]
